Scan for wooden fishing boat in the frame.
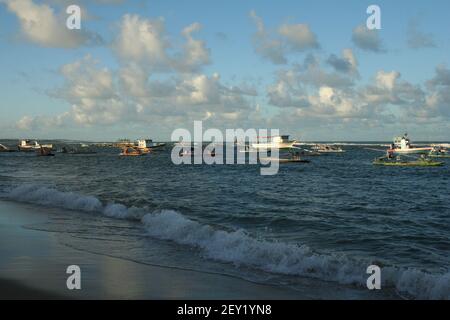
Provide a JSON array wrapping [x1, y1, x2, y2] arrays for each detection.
[[373, 156, 443, 167], [119, 146, 149, 156]]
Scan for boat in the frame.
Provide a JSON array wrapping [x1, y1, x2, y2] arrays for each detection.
[[136, 139, 166, 152], [18, 139, 53, 152], [251, 135, 297, 151], [428, 146, 450, 158], [179, 147, 196, 157], [238, 145, 259, 153], [0, 144, 15, 152], [311, 144, 345, 153], [260, 150, 311, 163], [113, 139, 133, 148], [388, 134, 432, 154], [260, 157, 310, 163], [119, 146, 149, 156], [60, 145, 96, 155], [373, 156, 443, 167], [36, 146, 55, 156]]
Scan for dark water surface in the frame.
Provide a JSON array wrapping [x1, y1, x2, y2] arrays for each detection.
[[0, 143, 449, 299]]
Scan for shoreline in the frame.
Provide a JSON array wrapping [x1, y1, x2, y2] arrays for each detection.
[[0, 200, 314, 299]]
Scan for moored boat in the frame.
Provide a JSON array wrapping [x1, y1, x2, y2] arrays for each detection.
[[0, 144, 15, 152], [373, 156, 443, 167], [36, 146, 55, 156], [311, 144, 344, 153], [18, 139, 53, 152], [119, 146, 149, 156], [250, 135, 297, 151], [388, 134, 432, 154], [428, 146, 450, 158], [136, 139, 166, 152]]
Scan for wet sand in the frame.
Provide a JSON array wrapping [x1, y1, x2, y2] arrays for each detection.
[[0, 200, 310, 299]]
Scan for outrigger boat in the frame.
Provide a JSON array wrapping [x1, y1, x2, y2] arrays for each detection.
[[311, 144, 344, 153], [368, 142, 444, 167], [260, 149, 311, 164], [373, 155, 443, 167], [36, 146, 55, 156], [260, 157, 310, 164], [60, 145, 97, 155], [0, 144, 15, 152], [388, 134, 432, 154], [428, 146, 450, 158], [18, 140, 53, 152], [119, 146, 149, 156]]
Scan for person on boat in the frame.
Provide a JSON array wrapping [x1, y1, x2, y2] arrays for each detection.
[[386, 149, 394, 159]]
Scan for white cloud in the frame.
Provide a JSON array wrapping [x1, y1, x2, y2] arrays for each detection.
[[249, 10, 286, 64], [2, 0, 102, 48], [264, 52, 446, 129], [375, 71, 400, 90], [249, 10, 319, 64], [277, 23, 319, 51], [176, 22, 211, 72], [113, 14, 169, 70], [16, 115, 33, 130], [17, 50, 257, 131], [113, 14, 210, 73]]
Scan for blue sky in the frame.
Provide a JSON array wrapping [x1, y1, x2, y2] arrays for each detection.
[[0, 0, 449, 141]]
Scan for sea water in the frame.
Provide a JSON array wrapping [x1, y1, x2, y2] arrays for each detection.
[[0, 143, 449, 299]]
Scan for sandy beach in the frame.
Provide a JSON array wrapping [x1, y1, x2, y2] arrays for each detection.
[[0, 200, 313, 300]]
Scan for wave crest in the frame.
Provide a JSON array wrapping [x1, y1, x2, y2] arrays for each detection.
[[4, 184, 450, 299]]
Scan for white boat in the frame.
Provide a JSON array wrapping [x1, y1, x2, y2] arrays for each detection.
[[135, 139, 166, 151], [18, 140, 53, 152], [389, 134, 432, 154], [311, 144, 345, 153], [251, 135, 297, 151]]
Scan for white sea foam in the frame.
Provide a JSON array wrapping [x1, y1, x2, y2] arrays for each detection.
[[7, 184, 102, 212], [4, 184, 450, 299]]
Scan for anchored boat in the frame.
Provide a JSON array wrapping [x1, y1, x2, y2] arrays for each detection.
[[36, 146, 55, 156], [136, 139, 166, 152], [428, 146, 450, 158], [251, 135, 297, 151], [18, 140, 53, 152], [0, 144, 15, 152], [388, 134, 432, 154], [311, 144, 344, 153], [119, 146, 149, 156], [373, 156, 443, 167]]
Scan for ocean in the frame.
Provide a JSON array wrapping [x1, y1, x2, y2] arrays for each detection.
[[0, 143, 449, 299]]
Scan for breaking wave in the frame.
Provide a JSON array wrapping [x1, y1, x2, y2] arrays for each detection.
[[3, 184, 449, 299]]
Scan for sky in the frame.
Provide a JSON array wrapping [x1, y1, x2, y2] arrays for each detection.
[[0, 0, 449, 141]]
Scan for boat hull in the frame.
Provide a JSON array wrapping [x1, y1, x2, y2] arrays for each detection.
[[428, 154, 450, 158], [260, 157, 310, 163], [373, 159, 444, 167], [251, 142, 296, 150], [391, 147, 432, 154]]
